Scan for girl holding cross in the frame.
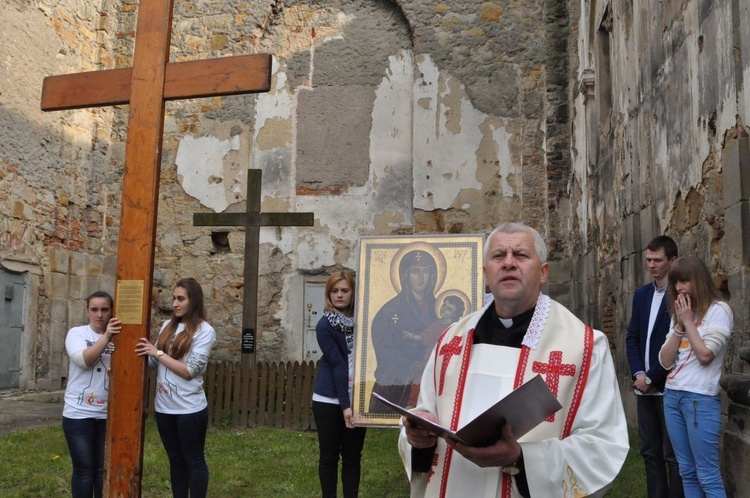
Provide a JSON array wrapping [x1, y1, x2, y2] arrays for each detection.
[[136, 278, 216, 498], [62, 290, 121, 498]]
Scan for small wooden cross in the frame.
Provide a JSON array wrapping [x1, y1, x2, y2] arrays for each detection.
[[193, 169, 314, 368], [41, 0, 273, 495]]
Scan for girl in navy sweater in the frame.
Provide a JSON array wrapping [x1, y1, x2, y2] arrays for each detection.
[[312, 271, 366, 497]]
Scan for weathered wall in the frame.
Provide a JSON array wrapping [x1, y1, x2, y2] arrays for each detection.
[[1, 0, 122, 389], [1, 0, 573, 385], [7, 0, 750, 484], [575, 0, 750, 492], [156, 0, 568, 362]]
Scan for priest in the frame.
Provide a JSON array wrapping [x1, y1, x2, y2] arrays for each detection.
[[398, 222, 629, 497]]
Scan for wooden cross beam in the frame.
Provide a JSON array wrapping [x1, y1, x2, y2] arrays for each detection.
[[41, 0, 272, 496], [194, 169, 314, 368]]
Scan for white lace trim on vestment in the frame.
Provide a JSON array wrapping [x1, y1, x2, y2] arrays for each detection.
[[522, 294, 551, 349]]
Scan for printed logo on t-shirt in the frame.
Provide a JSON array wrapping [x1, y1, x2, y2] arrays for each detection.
[[72, 337, 110, 406], [85, 339, 114, 355], [157, 382, 173, 397], [86, 391, 106, 406], [679, 320, 702, 349]]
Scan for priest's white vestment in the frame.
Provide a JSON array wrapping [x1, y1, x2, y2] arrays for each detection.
[[398, 295, 629, 497]]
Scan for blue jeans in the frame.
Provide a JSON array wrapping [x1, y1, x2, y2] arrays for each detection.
[[155, 408, 209, 498], [663, 389, 726, 498], [637, 394, 683, 497], [62, 416, 107, 498], [312, 401, 367, 498]]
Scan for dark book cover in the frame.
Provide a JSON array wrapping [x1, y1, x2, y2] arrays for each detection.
[[373, 374, 562, 447]]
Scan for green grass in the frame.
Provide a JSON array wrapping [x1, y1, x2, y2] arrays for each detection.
[[0, 422, 643, 497], [605, 428, 645, 497]]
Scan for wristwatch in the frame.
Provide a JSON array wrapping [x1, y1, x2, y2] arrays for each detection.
[[155, 350, 164, 360], [502, 450, 523, 475], [502, 464, 520, 475], [645, 376, 652, 386]]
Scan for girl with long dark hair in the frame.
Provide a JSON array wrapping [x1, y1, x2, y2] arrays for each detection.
[[136, 278, 216, 498]]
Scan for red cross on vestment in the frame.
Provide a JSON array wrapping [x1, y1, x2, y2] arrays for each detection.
[[438, 336, 463, 395], [532, 350, 576, 421]]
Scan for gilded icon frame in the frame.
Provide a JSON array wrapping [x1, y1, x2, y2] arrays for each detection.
[[352, 234, 485, 426]]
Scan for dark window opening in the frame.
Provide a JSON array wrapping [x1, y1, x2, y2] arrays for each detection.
[[211, 231, 231, 255]]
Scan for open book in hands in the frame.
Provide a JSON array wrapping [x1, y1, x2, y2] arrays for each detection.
[[373, 374, 562, 447]]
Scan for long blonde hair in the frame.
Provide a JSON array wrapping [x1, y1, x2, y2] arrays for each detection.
[[155, 278, 207, 359]]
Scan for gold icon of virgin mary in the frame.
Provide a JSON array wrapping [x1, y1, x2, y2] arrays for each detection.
[[353, 234, 484, 426]]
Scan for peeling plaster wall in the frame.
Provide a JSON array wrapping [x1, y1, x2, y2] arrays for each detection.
[[574, 0, 750, 485], [2, 0, 572, 382], [292, 50, 416, 269], [143, 0, 562, 364], [176, 134, 243, 212], [413, 55, 497, 211]]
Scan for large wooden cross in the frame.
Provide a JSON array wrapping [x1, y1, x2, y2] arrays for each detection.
[[41, 0, 272, 495], [194, 169, 314, 368]]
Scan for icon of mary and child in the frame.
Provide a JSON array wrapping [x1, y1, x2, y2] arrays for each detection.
[[369, 245, 467, 413]]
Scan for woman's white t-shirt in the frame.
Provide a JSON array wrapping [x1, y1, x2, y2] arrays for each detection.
[[154, 320, 216, 414], [63, 325, 113, 419], [663, 301, 733, 396]]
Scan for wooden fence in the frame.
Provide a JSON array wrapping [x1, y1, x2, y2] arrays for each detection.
[[145, 360, 319, 430]]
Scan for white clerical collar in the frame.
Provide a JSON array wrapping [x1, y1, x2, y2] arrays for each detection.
[[498, 317, 513, 328]]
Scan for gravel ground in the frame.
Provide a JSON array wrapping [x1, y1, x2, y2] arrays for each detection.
[[0, 390, 64, 434]]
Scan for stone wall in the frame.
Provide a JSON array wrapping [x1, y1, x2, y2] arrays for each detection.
[[1, 0, 122, 389], [1, 0, 574, 384], [575, 0, 750, 493]]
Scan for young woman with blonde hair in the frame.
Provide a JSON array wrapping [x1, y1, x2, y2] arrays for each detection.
[[312, 271, 366, 497]]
